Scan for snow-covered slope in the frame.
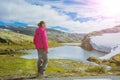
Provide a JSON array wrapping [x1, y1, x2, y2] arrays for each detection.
[[90, 33, 120, 53], [99, 45, 120, 60]]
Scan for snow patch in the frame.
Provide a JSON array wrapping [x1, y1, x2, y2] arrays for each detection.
[[99, 45, 120, 60], [0, 28, 10, 31], [90, 33, 120, 60], [90, 33, 120, 53]]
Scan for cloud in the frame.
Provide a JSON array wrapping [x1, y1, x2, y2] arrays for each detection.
[[0, 0, 120, 33]]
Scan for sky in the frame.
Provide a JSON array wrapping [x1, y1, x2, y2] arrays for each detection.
[[0, 0, 120, 33]]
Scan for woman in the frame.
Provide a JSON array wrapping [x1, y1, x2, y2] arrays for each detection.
[[33, 21, 48, 76]]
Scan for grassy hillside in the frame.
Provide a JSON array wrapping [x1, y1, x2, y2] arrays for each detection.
[[0, 30, 62, 54], [0, 25, 83, 43]]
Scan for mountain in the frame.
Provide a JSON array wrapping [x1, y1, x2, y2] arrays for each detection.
[[0, 25, 84, 43], [0, 29, 62, 54], [0, 25, 35, 35], [81, 25, 120, 52]]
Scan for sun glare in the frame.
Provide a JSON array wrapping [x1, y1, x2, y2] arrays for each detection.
[[98, 0, 120, 16]]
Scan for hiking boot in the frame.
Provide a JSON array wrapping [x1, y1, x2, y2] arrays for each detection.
[[39, 69, 45, 74], [36, 73, 43, 78], [43, 73, 48, 77]]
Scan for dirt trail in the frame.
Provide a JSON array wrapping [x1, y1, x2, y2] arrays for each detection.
[[2, 76, 120, 80]]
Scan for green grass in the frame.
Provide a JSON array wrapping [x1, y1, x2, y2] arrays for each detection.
[[1, 30, 120, 79], [0, 30, 62, 54], [0, 55, 37, 77], [0, 30, 33, 45], [0, 54, 109, 79], [48, 40, 63, 47], [85, 66, 107, 74]]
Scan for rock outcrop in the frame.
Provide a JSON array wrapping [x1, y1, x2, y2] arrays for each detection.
[[87, 57, 102, 64], [81, 25, 120, 51], [0, 37, 8, 43], [109, 54, 120, 66], [87, 54, 120, 66]]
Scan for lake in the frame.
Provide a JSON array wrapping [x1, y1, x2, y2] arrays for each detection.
[[21, 43, 106, 61]]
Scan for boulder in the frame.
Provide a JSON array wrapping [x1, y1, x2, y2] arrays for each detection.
[[109, 54, 120, 66], [0, 37, 11, 45], [0, 37, 8, 43], [87, 57, 102, 64]]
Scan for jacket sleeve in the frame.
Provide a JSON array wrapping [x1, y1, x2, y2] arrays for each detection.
[[41, 30, 48, 53]]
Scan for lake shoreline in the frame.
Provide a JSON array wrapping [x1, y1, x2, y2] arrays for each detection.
[[0, 54, 115, 79], [20, 44, 105, 62], [0, 41, 63, 54], [0, 54, 120, 80], [0, 43, 120, 79]]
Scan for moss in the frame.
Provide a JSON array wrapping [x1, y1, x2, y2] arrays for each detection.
[[109, 66, 120, 75], [109, 54, 120, 66], [86, 66, 107, 74], [87, 57, 102, 64]]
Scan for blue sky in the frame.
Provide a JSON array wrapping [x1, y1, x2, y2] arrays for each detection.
[[0, 0, 120, 33]]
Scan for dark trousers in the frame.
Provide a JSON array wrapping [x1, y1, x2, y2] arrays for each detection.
[[37, 49, 48, 74]]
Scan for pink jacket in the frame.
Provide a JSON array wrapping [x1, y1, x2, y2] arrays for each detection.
[[33, 27, 48, 53]]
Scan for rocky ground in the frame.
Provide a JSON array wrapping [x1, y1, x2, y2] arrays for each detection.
[[36, 76, 120, 80]]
